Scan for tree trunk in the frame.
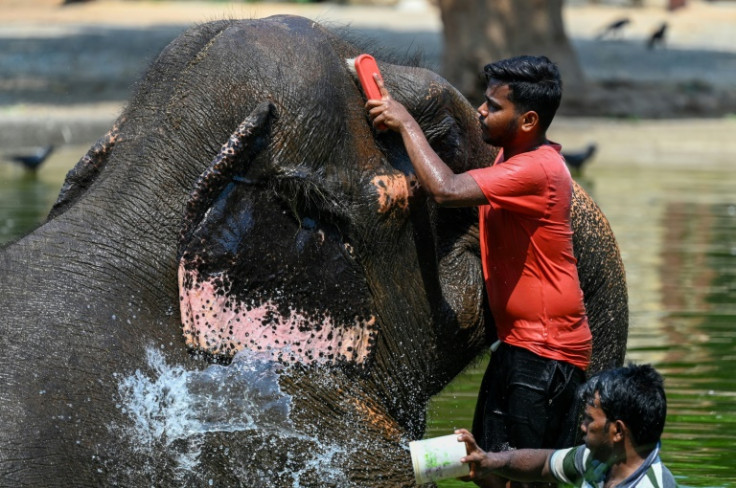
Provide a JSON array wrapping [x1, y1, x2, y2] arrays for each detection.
[[438, 0, 585, 105]]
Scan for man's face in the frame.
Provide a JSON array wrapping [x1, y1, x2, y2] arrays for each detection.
[[580, 392, 616, 462], [476, 83, 520, 147]]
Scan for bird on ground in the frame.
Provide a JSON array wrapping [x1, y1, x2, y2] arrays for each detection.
[[596, 18, 631, 40], [4, 145, 55, 172], [647, 22, 668, 49], [562, 143, 597, 175]]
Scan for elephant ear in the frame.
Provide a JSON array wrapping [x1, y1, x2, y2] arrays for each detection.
[[178, 101, 277, 256], [177, 101, 277, 362], [177, 100, 377, 366], [47, 117, 125, 220]]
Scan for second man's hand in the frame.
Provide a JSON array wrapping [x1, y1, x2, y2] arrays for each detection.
[[455, 429, 496, 482]]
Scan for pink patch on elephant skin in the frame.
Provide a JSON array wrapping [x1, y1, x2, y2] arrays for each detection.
[[178, 265, 376, 365], [371, 174, 415, 214]]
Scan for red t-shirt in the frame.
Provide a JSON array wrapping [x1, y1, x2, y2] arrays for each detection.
[[468, 143, 591, 370]]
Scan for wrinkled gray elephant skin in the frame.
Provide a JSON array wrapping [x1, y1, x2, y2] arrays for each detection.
[[0, 15, 627, 487]]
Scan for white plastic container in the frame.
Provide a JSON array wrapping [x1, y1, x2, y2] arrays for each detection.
[[409, 434, 469, 485]]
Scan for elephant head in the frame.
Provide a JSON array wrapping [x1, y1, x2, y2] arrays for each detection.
[[0, 15, 627, 487]]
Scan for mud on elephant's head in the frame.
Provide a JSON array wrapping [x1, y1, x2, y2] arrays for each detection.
[[163, 15, 493, 409]]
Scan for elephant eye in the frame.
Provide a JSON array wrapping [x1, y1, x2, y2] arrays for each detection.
[[343, 241, 355, 258]]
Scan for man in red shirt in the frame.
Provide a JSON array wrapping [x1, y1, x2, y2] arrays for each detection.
[[366, 55, 592, 483]]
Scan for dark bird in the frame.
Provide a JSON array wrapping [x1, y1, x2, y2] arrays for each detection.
[[562, 143, 597, 174], [5, 145, 55, 172], [647, 22, 668, 49], [596, 18, 631, 40]]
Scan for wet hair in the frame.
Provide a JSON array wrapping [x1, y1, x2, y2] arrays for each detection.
[[483, 55, 562, 133], [579, 363, 667, 449]]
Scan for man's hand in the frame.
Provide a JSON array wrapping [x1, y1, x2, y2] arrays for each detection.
[[456, 428, 557, 486], [364, 74, 417, 133], [456, 429, 499, 483]]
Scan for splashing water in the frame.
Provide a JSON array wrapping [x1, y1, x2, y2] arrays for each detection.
[[113, 347, 351, 486], [117, 347, 291, 436]]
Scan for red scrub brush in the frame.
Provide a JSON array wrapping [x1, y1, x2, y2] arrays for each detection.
[[348, 53, 386, 129]]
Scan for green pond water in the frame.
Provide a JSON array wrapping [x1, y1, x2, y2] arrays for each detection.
[[1, 146, 735, 487]]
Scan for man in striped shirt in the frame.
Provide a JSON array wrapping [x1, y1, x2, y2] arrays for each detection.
[[456, 364, 677, 488]]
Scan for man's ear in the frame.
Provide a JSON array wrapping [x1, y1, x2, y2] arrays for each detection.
[[612, 420, 626, 442], [519, 110, 539, 133]]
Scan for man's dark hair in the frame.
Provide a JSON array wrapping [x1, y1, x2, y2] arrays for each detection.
[[579, 363, 667, 449], [483, 55, 562, 133]]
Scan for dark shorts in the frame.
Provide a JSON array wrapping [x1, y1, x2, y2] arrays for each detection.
[[471, 343, 586, 452]]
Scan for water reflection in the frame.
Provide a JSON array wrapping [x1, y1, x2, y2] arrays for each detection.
[[1, 150, 735, 487], [0, 168, 57, 242], [654, 199, 736, 485]]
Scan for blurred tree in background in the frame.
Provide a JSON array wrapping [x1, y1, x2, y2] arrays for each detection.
[[437, 0, 584, 104]]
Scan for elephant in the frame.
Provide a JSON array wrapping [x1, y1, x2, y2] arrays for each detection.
[[0, 15, 628, 487]]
